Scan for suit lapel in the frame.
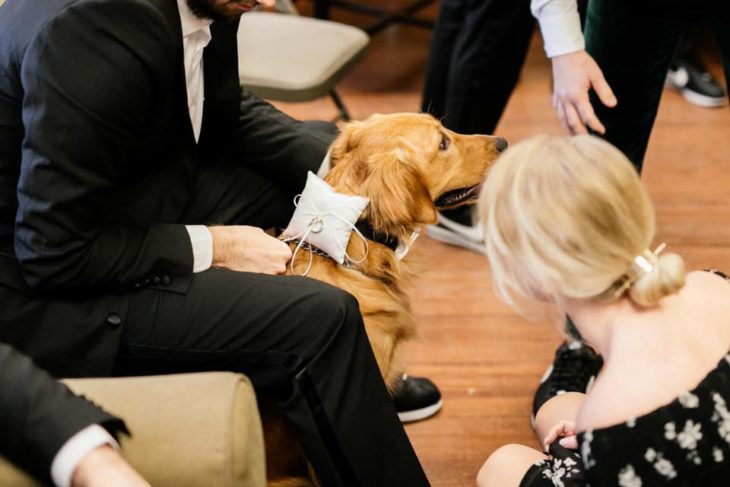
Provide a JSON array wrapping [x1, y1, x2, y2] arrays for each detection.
[[147, 0, 197, 146], [200, 19, 240, 147], [145, 0, 240, 149]]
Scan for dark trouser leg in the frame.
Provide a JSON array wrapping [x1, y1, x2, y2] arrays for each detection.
[[422, 0, 533, 135], [584, 0, 690, 173], [117, 163, 428, 486], [421, 0, 467, 119], [422, 0, 532, 226], [705, 0, 730, 95], [441, 0, 533, 135], [116, 272, 427, 486]]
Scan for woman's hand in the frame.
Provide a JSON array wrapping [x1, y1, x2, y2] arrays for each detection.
[[543, 420, 578, 451]]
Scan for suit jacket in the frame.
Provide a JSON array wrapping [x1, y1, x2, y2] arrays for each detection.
[[0, 0, 335, 376], [0, 342, 126, 484]]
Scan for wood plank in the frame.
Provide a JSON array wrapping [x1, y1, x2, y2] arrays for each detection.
[[270, 4, 730, 484]]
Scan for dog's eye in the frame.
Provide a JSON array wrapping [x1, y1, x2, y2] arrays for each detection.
[[439, 134, 450, 151]]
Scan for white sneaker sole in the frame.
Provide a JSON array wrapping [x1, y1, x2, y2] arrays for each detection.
[[681, 89, 726, 108], [397, 399, 443, 423], [665, 72, 726, 108], [426, 225, 486, 254], [437, 213, 485, 241]]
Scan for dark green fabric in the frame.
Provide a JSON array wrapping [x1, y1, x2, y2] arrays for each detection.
[[584, 0, 730, 173]]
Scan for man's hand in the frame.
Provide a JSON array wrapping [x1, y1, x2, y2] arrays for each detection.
[[72, 445, 149, 487], [209, 226, 292, 274], [543, 420, 578, 451], [551, 50, 617, 135]]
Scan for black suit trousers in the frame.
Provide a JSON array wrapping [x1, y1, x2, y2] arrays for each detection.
[[113, 161, 429, 487], [421, 0, 534, 136], [585, 0, 730, 173]]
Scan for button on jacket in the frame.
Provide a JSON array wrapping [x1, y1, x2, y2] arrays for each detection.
[[0, 0, 334, 377]]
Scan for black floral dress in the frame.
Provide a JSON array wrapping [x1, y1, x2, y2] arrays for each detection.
[[520, 270, 730, 487]]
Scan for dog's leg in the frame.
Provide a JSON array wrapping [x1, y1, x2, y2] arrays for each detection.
[[258, 397, 313, 486], [364, 325, 398, 390]]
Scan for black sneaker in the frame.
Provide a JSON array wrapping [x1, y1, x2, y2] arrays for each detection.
[[392, 374, 443, 423], [666, 53, 727, 108], [531, 341, 603, 427], [425, 206, 486, 255]]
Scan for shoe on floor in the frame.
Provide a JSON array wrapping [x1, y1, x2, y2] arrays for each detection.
[[666, 54, 727, 108], [393, 374, 443, 423], [531, 341, 603, 427], [426, 210, 486, 255]]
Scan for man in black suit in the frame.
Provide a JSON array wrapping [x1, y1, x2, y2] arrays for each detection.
[[0, 343, 145, 486], [0, 0, 429, 484]]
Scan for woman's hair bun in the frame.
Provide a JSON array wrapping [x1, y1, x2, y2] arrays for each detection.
[[628, 252, 686, 307]]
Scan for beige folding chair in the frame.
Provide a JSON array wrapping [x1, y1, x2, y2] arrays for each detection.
[[237, 0, 369, 121]]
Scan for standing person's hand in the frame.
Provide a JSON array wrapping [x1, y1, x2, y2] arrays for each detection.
[[551, 50, 617, 135], [72, 445, 149, 487], [209, 226, 292, 274]]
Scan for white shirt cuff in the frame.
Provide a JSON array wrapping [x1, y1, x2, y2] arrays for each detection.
[[185, 225, 213, 273], [316, 149, 332, 178], [537, 10, 585, 58], [51, 424, 119, 487]]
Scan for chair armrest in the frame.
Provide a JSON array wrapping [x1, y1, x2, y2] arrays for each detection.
[[0, 372, 265, 486]]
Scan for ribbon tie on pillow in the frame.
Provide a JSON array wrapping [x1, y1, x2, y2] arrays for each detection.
[[282, 172, 370, 276]]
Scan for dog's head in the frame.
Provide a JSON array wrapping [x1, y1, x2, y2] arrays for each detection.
[[326, 113, 505, 240]]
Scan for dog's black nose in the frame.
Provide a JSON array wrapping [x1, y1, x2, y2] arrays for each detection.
[[493, 137, 508, 153]]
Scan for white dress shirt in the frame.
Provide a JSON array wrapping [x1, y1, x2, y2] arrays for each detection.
[[50, 425, 120, 487], [530, 0, 584, 58], [177, 0, 215, 272], [178, 0, 213, 142]]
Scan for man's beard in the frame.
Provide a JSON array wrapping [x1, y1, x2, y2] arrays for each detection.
[[186, 0, 258, 21]]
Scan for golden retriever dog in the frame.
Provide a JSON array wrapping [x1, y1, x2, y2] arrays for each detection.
[[265, 112, 505, 486]]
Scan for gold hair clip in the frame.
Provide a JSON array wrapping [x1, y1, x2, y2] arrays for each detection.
[[613, 243, 667, 298]]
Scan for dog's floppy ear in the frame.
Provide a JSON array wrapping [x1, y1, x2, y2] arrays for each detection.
[[363, 151, 438, 238], [329, 121, 365, 167], [326, 121, 369, 191]]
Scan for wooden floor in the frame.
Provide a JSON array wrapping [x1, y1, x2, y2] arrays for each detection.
[[272, 3, 730, 485]]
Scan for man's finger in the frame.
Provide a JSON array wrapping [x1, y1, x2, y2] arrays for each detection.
[[576, 98, 606, 135], [555, 102, 571, 134], [563, 102, 588, 135], [591, 72, 618, 108], [273, 237, 293, 258]]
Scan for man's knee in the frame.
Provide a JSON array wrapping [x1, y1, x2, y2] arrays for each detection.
[[304, 284, 362, 337]]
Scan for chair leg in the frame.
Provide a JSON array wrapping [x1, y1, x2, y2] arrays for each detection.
[[314, 0, 332, 19], [275, 0, 299, 14], [329, 89, 351, 122], [320, 0, 436, 35]]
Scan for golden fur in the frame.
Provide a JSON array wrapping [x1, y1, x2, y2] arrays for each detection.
[[267, 112, 503, 485]]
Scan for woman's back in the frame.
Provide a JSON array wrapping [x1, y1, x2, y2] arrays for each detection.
[[576, 271, 730, 486], [577, 270, 730, 432]]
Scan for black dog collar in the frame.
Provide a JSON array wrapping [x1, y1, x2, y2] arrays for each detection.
[[355, 219, 399, 252]]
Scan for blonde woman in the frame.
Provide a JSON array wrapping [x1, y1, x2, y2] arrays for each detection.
[[476, 135, 730, 487]]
